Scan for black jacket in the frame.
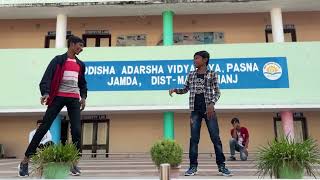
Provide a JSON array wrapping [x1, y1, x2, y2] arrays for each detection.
[[39, 53, 87, 105]]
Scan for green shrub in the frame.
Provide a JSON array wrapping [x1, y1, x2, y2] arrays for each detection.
[[257, 137, 320, 178], [31, 143, 80, 175], [150, 139, 183, 167]]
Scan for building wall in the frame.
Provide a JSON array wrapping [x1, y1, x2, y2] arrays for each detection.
[[108, 113, 163, 153], [0, 9, 319, 159], [102, 112, 277, 154], [283, 12, 320, 42], [174, 112, 275, 153], [0, 12, 319, 48], [0, 19, 56, 48], [304, 111, 320, 143], [1, 111, 319, 158], [0, 117, 39, 158]]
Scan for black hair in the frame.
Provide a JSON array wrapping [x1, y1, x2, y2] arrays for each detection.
[[231, 117, 240, 124], [67, 35, 84, 48], [37, 120, 43, 124], [194, 50, 210, 66]]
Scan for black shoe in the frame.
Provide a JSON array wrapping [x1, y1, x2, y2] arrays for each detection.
[[218, 164, 232, 176], [18, 162, 29, 177], [70, 165, 81, 176], [184, 166, 198, 176], [228, 156, 236, 161], [74, 165, 81, 174]]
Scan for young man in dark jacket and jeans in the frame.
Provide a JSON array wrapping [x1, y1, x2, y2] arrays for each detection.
[[19, 35, 87, 177], [169, 51, 231, 176]]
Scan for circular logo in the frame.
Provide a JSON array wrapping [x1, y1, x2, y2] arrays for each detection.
[[263, 62, 282, 80]]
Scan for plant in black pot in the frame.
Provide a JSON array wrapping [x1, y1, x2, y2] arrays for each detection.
[[31, 143, 80, 179], [150, 139, 184, 177], [257, 136, 320, 179]]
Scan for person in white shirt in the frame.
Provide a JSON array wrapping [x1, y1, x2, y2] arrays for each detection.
[[29, 120, 53, 148]]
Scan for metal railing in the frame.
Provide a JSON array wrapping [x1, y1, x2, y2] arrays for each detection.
[[0, 0, 266, 8]]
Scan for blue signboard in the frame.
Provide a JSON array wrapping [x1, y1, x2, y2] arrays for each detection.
[[85, 57, 289, 91]]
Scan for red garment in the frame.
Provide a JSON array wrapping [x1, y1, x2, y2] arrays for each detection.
[[47, 64, 64, 106], [47, 63, 84, 106], [56, 58, 81, 98], [230, 127, 249, 147], [40, 53, 87, 106]]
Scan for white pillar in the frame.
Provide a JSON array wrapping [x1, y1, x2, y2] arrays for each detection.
[[271, 8, 294, 140], [55, 14, 67, 48], [52, 14, 67, 144], [270, 8, 284, 43]]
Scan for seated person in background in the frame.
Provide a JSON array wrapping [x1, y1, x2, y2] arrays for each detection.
[[29, 120, 53, 149], [228, 118, 249, 161]]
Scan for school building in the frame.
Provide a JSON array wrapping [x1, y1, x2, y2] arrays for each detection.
[[0, 0, 319, 159]]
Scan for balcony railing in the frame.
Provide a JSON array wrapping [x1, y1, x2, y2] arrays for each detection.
[[0, 0, 267, 7]]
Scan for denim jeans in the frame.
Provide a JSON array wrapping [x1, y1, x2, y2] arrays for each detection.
[[229, 138, 248, 161], [189, 111, 226, 167], [25, 96, 81, 157]]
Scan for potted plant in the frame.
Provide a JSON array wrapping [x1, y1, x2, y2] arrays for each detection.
[[150, 139, 184, 178], [256, 136, 320, 179], [31, 143, 80, 179]]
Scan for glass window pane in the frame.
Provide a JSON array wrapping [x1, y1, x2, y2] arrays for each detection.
[[97, 122, 107, 145], [82, 123, 93, 145]]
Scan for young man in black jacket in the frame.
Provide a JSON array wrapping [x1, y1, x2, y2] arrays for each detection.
[[19, 36, 87, 177]]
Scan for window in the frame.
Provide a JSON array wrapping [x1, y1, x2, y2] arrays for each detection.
[[273, 112, 308, 142], [44, 31, 72, 48], [81, 115, 110, 158], [82, 30, 111, 47], [265, 24, 297, 42]]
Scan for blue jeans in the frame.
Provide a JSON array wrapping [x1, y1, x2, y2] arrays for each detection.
[[189, 111, 226, 167], [229, 138, 248, 161]]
